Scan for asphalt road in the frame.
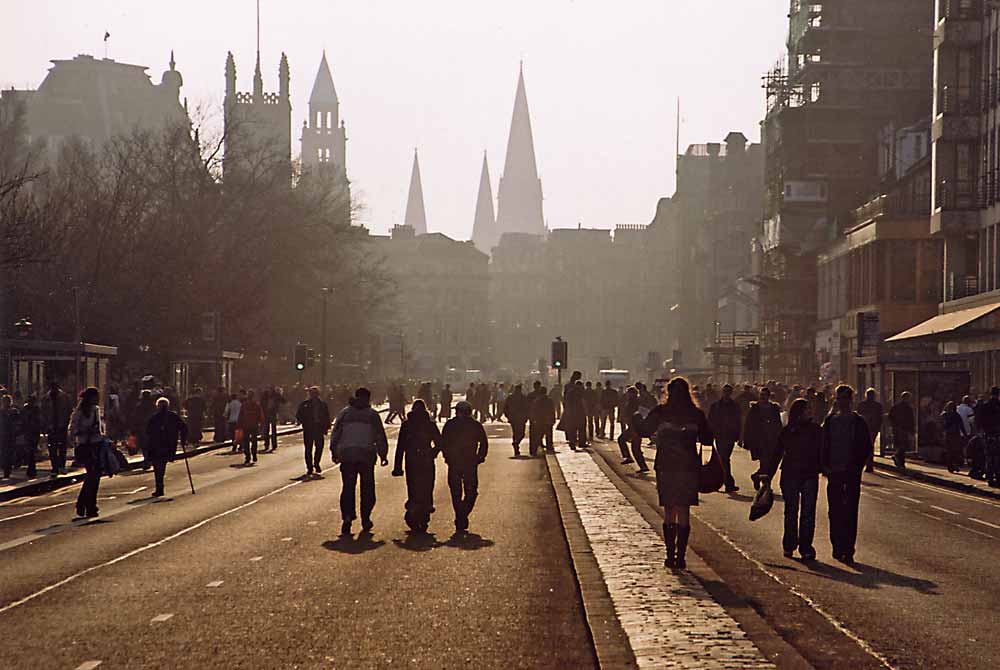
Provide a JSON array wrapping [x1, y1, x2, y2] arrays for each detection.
[[0, 422, 595, 670], [590, 435, 1000, 670]]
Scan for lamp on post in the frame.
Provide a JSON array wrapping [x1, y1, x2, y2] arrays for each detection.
[[321, 287, 332, 390], [14, 317, 33, 338]]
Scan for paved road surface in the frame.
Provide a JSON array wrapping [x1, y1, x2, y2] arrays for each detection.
[[0, 423, 594, 670]]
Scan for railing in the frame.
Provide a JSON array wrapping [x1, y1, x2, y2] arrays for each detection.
[[853, 191, 932, 223], [937, 179, 982, 210], [948, 273, 980, 301], [939, 0, 983, 20], [939, 85, 979, 115]]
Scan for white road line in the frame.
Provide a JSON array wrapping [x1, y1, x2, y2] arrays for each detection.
[[919, 512, 943, 522], [150, 613, 173, 623], [280, 537, 293, 542], [898, 495, 922, 504], [931, 505, 960, 515], [249, 555, 263, 562], [969, 517, 1000, 530], [75, 661, 102, 670], [0, 501, 73, 523], [0, 480, 301, 616], [206, 580, 224, 588], [954, 524, 996, 540], [124, 486, 148, 495], [306, 521, 318, 526], [873, 470, 1000, 508]]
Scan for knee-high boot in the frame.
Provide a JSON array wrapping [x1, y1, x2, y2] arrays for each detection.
[[676, 524, 691, 569], [663, 523, 677, 568]]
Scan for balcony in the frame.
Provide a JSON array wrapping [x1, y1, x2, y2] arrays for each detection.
[[947, 273, 980, 301], [934, 85, 981, 141], [935, 0, 983, 48], [932, 179, 982, 235]]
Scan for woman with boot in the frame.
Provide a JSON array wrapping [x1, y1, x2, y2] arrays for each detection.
[[638, 377, 713, 569], [391, 399, 442, 533]]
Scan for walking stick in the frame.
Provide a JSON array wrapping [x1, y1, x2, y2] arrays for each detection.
[[179, 441, 196, 494]]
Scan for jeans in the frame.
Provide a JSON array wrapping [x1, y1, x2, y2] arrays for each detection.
[[827, 471, 862, 558], [780, 475, 818, 555], [242, 427, 260, 461], [75, 443, 101, 515], [340, 458, 376, 522], [716, 439, 737, 489], [448, 464, 479, 530], [263, 417, 279, 450], [152, 459, 168, 494], [303, 429, 325, 472]]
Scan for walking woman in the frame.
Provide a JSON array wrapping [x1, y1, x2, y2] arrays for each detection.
[[391, 399, 442, 533], [638, 377, 713, 569], [70, 387, 105, 519], [764, 398, 821, 560]]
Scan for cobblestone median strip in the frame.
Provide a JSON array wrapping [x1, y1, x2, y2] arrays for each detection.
[[555, 450, 775, 669]]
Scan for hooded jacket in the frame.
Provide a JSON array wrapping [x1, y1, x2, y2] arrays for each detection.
[[329, 397, 389, 464]]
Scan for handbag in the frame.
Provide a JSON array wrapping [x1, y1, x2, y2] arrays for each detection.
[[749, 481, 774, 521], [698, 444, 725, 493], [100, 440, 122, 477]]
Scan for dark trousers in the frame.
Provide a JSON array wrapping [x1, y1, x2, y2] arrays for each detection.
[[511, 420, 527, 450], [48, 432, 67, 473], [893, 432, 912, 468], [303, 430, 325, 471], [827, 471, 862, 558], [242, 427, 259, 461], [587, 414, 595, 441], [404, 463, 435, 529], [529, 422, 553, 455], [213, 416, 226, 443], [781, 476, 818, 554], [596, 411, 606, 437], [628, 433, 648, 469], [75, 445, 101, 515], [340, 458, 376, 522], [152, 459, 168, 494], [448, 464, 479, 530], [565, 416, 587, 448], [716, 439, 737, 489], [263, 417, 279, 450]]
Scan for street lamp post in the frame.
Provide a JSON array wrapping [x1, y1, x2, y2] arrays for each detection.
[[321, 287, 332, 390]]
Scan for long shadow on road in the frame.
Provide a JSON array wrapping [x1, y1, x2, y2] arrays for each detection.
[[766, 559, 940, 594], [322, 532, 386, 555]]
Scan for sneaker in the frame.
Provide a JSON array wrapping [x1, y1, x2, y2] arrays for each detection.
[[252, 454, 257, 463], [244, 459, 251, 465], [800, 550, 817, 561], [151, 490, 164, 498]]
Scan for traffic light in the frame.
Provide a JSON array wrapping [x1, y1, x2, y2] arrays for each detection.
[[742, 344, 761, 371], [294, 343, 307, 371], [551, 338, 568, 369]]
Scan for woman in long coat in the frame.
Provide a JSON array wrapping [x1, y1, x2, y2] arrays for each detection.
[[638, 377, 713, 570], [391, 400, 442, 533]]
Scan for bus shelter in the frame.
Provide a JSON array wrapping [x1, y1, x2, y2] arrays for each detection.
[[167, 348, 243, 399], [0, 338, 118, 406]]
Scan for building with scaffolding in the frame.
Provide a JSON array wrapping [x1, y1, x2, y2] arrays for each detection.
[[758, 0, 933, 382]]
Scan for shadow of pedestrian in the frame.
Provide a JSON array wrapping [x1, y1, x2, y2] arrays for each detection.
[[322, 533, 385, 555], [392, 532, 441, 552], [796, 559, 940, 594], [229, 463, 254, 469], [444, 532, 494, 550], [724, 492, 754, 502]]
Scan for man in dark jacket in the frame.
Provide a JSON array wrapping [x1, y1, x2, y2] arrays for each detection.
[[42, 382, 72, 477], [441, 401, 489, 534], [329, 387, 389, 535], [744, 386, 782, 489], [503, 384, 529, 456], [856, 388, 883, 473], [820, 385, 872, 565], [146, 398, 188, 497], [888, 392, 915, 469], [708, 384, 742, 493], [528, 386, 556, 456], [976, 387, 1000, 485], [183, 388, 206, 446], [600, 383, 619, 440], [562, 372, 587, 450], [296, 386, 331, 477], [209, 387, 228, 443], [132, 391, 157, 471]]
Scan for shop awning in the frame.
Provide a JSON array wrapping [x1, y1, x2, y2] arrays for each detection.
[[886, 302, 1000, 342]]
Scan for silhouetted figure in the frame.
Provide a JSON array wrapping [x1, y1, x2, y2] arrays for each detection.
[[69, 387, 105, 519], [765, 399, 820, 560], [562, 371, 587, 450], [638, 377, 713, 570], [503, 384, 529, 456], [183, 387, 206, 445], [439, 384, 453, 422], [131, 390, 157, 470], [209, 386, 228, 444], [392, 399, 441, 533], [42, 382, 72, 476], [888, 392, 915, 469], [856, 388, 883, 473], [528, 386, 555, 456], [743, 386, 782, 489], [600, 382, 619, 440], [146, 397, 188, 497], [584, 381, 598, 442], [330, 387, 389, 535], [820, 385, 872, 565], [441, 401, 489, 534], [239, 390, 264, 464], [296, 386, 331, 476], [708, 384, 741, 492], [941, 401, 967, 473], [19, 395, 41, 478]]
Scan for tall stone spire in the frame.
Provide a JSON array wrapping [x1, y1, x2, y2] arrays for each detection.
[[471, 151, 496, 253], [404, 149, 427, 235], [496, 63, 545, 237]]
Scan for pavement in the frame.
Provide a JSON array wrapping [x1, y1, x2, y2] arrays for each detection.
[[871, 453, 1000, 500]]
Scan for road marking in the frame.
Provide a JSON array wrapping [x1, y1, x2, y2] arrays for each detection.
[[954, 524, 996, 540], [206, 580, 224, 588], [0, 501, 73, 523], [898, 495, 922, 504], [249, 555, 263, 562], [969, 517, 1000, 530], [931, 505, 960, 515], [919, 512, 943, 521], [150, 613, 174, 623], [0, 480, 302, 616], [75, 662, 102, 670], [124, 486, 148, 495], [307, 521, 318, 526], [873, 470, 1000, 509], [281, 537, 293, 542]]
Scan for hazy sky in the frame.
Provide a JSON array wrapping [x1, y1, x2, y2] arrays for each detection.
[[3, 1, 789, 239]]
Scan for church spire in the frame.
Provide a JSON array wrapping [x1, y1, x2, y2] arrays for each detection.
[[253, 50, 263, 98], [496, 63, 545, 237], [404, 149, 427, 235], [310, 51, 338, 105], [471, 151, 496, 253]]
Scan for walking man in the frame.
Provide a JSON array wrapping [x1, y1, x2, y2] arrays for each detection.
[[528, 386, 555, 456], [820, 384, 872, 565], [296, 386, 331, 476], [601, 382, 619, 440], [562, 372, 587, 451], [145, 397, 188, 497], [856, 388, 883, 473], [708, 384, 741, 493], [41, 382, 71, 477], [441, 401, 489, 534], [329, 387, 389, 535], [503, 383, 529, 457], [888, 391, 915, 469], [239, 390, 264, 464]]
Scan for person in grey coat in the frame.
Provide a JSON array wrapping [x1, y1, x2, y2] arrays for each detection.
[[329, 387, 389, 536]]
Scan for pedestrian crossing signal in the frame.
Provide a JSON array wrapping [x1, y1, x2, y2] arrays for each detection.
[[294, 343, 307, 371]]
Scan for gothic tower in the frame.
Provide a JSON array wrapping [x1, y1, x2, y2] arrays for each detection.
[[404, 149, 428, 235], [222, 50, 292, 182], [300, 52, 350, 220], [495, 63, 545, 238], [471, 151, 496, 253]]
